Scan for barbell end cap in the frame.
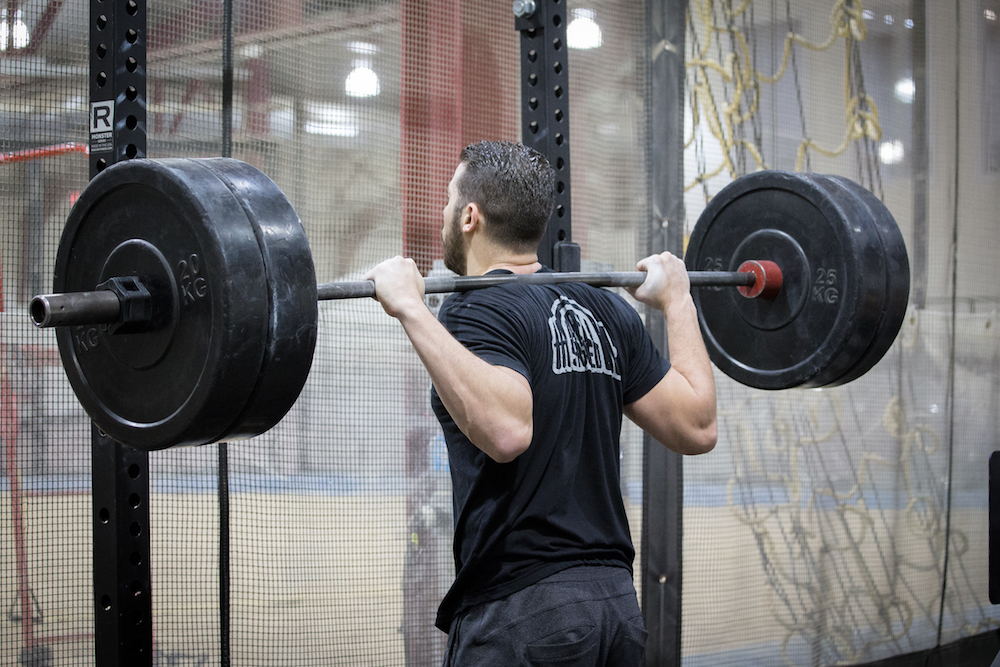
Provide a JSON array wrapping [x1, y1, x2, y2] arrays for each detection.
[[737, 260, 783, 300], [29, 295, 53, 327]]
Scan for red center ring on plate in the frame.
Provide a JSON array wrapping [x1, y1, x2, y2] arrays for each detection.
[[737, 260, 783, 299]]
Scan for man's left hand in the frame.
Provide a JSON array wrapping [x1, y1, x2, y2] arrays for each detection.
[[363, 256, 426, 320]]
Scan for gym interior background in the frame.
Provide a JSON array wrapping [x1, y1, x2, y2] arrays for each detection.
[[2, 0, 1000, 665]]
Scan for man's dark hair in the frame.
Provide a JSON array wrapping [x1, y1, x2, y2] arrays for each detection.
[[457, 141, 556, 251]]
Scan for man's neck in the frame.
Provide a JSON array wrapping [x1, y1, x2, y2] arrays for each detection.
[[481, 259, 542, 275], [466, 247, 541, 276]]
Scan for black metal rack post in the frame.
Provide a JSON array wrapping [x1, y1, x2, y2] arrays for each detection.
[[514, 0, 579, 272], [642, 0, 687, 664], [89, 0, 151, 664]]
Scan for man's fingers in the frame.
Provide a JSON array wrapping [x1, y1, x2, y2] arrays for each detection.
[[628, 252, 691, 312], [363, 256, 427, 318]]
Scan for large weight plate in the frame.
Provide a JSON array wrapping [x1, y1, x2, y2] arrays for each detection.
[[200, 158, 318, 442], [685, 171, 889, 390], [53, 158, 315, 450], [794, 174, 890, 387], [814, 175, 909, 386]]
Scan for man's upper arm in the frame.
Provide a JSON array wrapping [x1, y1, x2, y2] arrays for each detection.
[[437, 297, 535, 462], [624, 367, 716, 455]]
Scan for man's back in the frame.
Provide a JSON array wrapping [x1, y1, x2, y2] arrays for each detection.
[[431, 272, 669, 631]]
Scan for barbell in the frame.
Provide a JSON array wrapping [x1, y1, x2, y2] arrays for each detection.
[[30, 158, 909, 451]]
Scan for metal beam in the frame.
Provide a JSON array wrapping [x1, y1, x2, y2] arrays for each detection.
[[641, 0, 687, 664], [515, 0, 577, 271], [90, 0, 151, 663], [910, 0, 928, 309], [400, 1, 462, 662]]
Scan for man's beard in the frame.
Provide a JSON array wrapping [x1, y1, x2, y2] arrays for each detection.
[[443, 206, 466, 276]]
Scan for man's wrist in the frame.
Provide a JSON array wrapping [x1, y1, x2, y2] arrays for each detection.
[[664, 293, 696, 321], [395, 298, 434, 327]]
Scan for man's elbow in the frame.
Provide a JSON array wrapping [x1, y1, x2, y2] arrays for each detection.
[[476, 422, 533, 464], [666, 419, 716, 456], [686, 421, 717, 455], [681, 395, 717, 454]]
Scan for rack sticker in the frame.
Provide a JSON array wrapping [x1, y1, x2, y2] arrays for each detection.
[[90, 101, 114, 153]]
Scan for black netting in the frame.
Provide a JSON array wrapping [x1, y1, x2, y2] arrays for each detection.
[[2, 1, 93, 664], [679, 1, 1000, 665]]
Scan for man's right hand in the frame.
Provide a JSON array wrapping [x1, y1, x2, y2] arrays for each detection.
[[623, 250, 717, 456]]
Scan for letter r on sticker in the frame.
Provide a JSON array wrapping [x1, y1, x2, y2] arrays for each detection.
[[90, 101, 114, 132]]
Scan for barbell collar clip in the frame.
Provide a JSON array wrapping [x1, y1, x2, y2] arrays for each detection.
[[736, 260, 783, 300], [95, 276, 154, 334]]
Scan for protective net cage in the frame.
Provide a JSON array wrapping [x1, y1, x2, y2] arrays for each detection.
[[679, 1, 1000, 665], [0, 1, 998, 667]]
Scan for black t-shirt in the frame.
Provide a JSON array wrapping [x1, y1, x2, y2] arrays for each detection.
[[431, 268, 670, 631]]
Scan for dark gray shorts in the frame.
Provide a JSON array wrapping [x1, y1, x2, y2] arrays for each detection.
[[442, 565, 647, 667]]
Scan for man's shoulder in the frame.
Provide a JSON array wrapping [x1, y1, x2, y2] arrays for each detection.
[[436, 269, 639, 321]]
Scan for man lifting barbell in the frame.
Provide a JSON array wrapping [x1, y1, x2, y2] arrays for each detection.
[[28, 137, 909, 664], [364, 141, 717, 666]]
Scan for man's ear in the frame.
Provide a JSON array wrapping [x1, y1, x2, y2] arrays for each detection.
[[462, 202, 484, 233]]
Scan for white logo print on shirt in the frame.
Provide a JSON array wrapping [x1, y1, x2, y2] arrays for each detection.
[[548, 296, 621, 380]]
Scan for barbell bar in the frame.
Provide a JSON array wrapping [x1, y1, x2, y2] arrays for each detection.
[[31, 157, 908, 451], [31, 268, 769, 329]]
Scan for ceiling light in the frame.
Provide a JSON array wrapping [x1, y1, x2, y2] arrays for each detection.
[[345, 61, 379, 98], [894, 77, 915, 103], [567, 9, 602, 50], [1, 10, 29, 51], [879, 140, 904, 165]]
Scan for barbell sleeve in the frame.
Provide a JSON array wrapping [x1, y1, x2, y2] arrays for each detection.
[[30, 290, 122, 328]]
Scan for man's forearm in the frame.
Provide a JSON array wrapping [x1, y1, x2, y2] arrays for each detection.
[[664, 294, 716, 406]]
